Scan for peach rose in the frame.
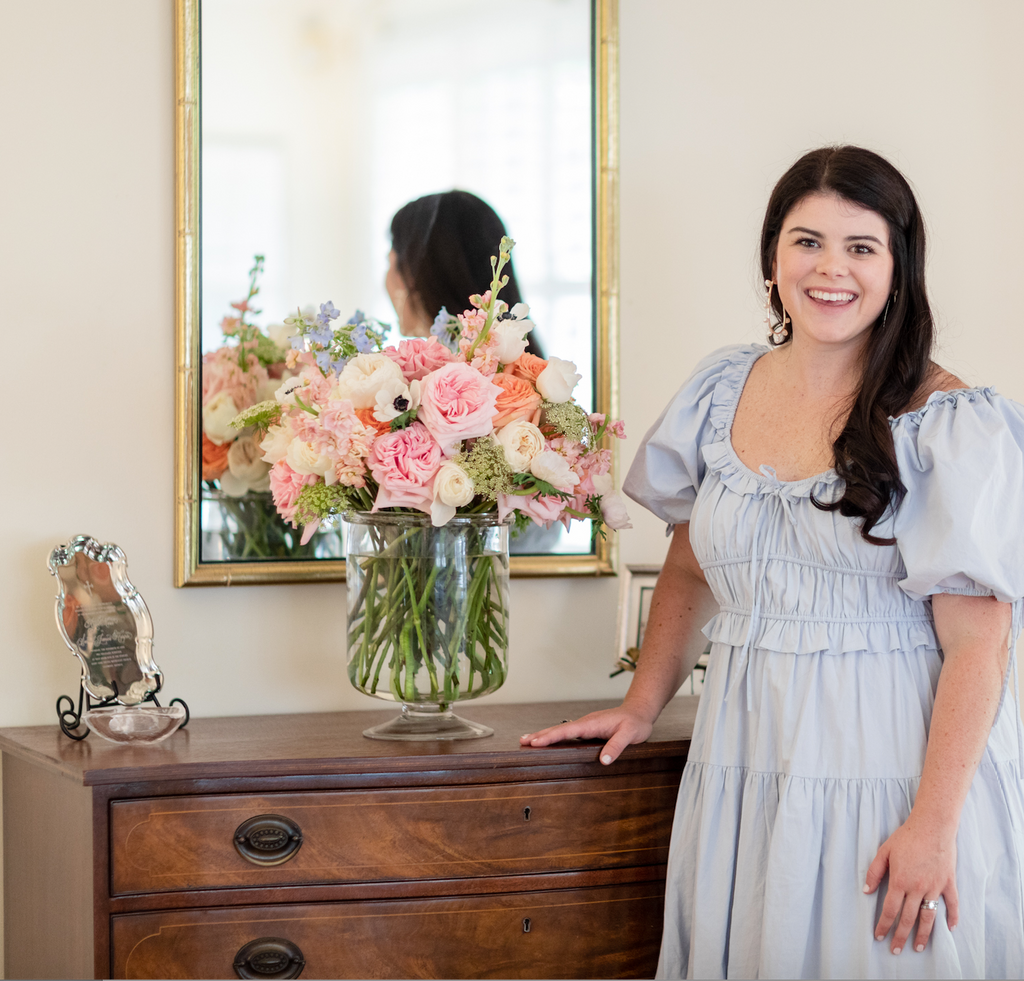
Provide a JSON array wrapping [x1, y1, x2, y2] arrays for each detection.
[[417, 362, 502, 457], [507, 352, 548, 386], [491, 372, 543, 429], [202, 433, 231, 480]]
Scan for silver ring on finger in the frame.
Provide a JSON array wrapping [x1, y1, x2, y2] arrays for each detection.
[[920, 899, 940, 911]]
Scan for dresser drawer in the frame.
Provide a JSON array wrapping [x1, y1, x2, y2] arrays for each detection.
[[111, 879, 666, 979], [110, 772, 680, 895]]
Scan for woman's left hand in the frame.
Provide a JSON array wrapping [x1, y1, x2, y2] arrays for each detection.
[[864, 815, 959, 955]]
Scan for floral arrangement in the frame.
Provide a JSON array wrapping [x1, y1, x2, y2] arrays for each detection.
[[231, 237, 632, 542]]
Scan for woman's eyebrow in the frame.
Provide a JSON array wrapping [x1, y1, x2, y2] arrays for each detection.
[[786, 225, 886, 246]]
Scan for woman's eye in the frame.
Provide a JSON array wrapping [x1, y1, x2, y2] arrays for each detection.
[[850, 244, 876, 255], [795, 238, 819, 248]]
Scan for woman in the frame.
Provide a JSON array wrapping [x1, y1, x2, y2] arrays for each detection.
[[386, 189, 542, 355], [522, 146, 1024, 978]]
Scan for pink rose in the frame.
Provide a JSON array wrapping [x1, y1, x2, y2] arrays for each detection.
[[384, 337, 454, 381], [497, 491, 566, 528], [269, 461, 317, 527], [202, 346, 267, 411], [367, 422, 443, 513], [417, 362, 502, 457]]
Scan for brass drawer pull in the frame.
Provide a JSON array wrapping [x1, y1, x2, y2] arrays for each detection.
[[233, 937, 305, 979], [233, 814, 303, 866]]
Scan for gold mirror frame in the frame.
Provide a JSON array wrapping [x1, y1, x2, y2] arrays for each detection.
[[174, 0, 619, 586]]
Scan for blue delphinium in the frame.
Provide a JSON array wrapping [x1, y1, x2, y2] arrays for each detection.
[[431, 306, 461, 352]]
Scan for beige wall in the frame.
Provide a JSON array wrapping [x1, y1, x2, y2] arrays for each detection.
[[2, 0, 1023, 969]]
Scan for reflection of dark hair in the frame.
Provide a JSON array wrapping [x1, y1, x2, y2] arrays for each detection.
[[390, 190, 524, 320], [760, 146, 934, 545]]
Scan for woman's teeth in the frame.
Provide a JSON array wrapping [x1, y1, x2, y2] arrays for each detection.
[[807, 289, 855, 303]]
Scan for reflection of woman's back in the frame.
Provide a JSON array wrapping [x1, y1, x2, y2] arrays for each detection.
[[386, 190, 543, 358]]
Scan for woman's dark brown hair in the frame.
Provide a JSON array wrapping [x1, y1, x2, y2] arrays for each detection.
[[390, 190, 524, 320], [760, 146, 934, 544]]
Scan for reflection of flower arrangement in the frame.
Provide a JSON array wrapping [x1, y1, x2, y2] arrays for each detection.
[[231, 238, 632, 543], [201, 257, 336, 559]]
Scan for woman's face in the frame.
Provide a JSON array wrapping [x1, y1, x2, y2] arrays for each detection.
[[385, 250, 431, 337], [773, 192, 895, 354]]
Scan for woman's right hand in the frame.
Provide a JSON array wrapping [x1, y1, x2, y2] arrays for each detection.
[[519, 706, 655, 765]]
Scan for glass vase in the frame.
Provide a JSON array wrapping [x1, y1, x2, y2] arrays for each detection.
[[344, 511, 510, 740]]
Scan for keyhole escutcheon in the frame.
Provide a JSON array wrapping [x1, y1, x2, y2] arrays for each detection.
[[523, 806, 531, 821], [523, 918, 531, 933]]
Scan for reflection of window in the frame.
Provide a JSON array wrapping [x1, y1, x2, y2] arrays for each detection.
[[367, 0, 592, 409], [201, 142, 287, 352]]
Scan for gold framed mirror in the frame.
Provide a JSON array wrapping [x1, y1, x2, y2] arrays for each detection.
[[175, 0, 618, 586]]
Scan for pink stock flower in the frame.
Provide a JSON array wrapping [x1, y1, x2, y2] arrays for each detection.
[[498, 491, 566, 528], [202, 346, 266, 410], [319, 399, 373, 486], [384, 337, 454, 380], [269, 461, 317, 527], [417, 362, 502, 457], [367, 422, 443, 513]]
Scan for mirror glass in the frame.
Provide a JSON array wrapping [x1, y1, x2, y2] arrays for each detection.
[[178, 0, 615, 583]]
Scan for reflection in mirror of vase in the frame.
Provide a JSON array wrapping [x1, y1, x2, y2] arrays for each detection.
[[176, 0, 620, 584]]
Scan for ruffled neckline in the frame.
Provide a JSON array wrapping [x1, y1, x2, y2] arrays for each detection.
[[889, 385, 996, 430], [704, 344, 841, 500]]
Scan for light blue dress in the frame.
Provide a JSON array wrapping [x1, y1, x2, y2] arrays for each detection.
[[623, 344, 1024, 979]]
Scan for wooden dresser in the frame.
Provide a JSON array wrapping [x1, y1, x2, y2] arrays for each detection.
[[0, 697, 696, 980]]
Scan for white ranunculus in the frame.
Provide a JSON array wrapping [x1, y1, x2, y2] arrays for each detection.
[[530, 449, 580, 492], [220, 434, 273, 496], [286, 439, 334, 479], [536, 357, 582, 403], [496, 420, 545, 472], [491, 305, 535, 364], [203, 391, 240, 445], [430, 461, 476, 526], [590, 473, 632, 529], [333, 353, 405, 410], [373, 377, 421, 423], [259, 424, 292, 465]]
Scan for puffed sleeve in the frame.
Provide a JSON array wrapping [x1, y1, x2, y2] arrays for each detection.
[[622, 344, 754, 527], [892, 388, 1024, 603]]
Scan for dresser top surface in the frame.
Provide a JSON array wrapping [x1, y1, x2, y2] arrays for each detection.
[[0, 697, 698, 786]]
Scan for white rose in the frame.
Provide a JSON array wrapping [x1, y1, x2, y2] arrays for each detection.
[[220, 434, 273, 497], [600, 493, 632, 530], [589, 472, 632, 530], [373, 378, 421, 423], [333, 353, 405, 409], [529, 449, 580, 492], [286, 439, 334, 479], [491, 304, 535, 364], [203, 391, 240, 445], [259, 423, 292, 465], [536, 357, 582, 403], [496, 420, 545, 472], [430, 462, 475, 526]]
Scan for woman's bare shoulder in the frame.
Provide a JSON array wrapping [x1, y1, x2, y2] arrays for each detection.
[[903, 362, 968, 413]]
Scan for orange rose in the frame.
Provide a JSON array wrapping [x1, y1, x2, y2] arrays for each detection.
[[491, 372, 543, 429], [202, 433, 231, 480], [507, 352, 548, 386], [355, 407, 393, 437]]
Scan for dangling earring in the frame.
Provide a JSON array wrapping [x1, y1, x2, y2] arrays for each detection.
[[764, 279, 790, 345], [880, 288, 898, 330]]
